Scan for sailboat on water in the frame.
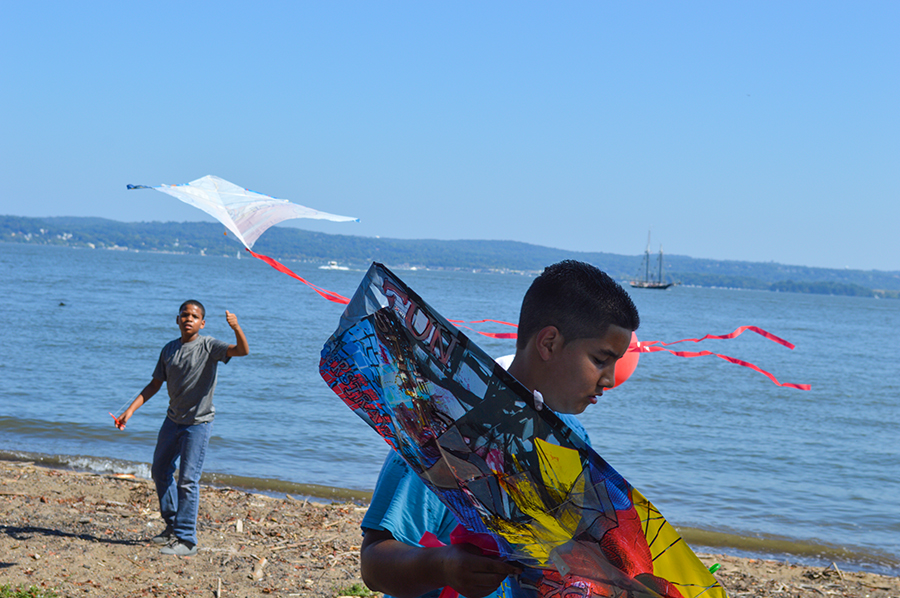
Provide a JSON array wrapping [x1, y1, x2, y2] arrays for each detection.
[[629, 231, 674, 290]]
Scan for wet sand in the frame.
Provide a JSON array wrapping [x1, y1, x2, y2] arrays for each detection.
[[2, 459, 897, 597]]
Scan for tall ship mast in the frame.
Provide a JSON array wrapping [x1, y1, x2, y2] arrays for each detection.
[[629, 231, 674, 290]]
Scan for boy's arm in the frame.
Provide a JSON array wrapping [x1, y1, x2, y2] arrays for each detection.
[[225, 310, 249, 357], [360, 529, 520, 598], [115, 378, 162, 430]]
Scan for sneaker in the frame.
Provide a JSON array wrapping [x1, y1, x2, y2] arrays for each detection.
[[160, 539, 198, 556], [150, 526, 175, 545]]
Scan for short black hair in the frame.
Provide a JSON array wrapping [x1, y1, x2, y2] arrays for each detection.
[[179, 300, 206, 319], [516, 260, 639, 349]]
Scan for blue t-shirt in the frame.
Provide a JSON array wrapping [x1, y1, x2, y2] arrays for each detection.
[[361, 413, 591, 598]]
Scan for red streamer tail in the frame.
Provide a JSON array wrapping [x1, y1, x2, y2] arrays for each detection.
[[447, 319, 519, 339], [246, 249, 350, 305], [645, 325, 796, 350], [637, 344, 811, 390], [240, 253, 812, 391]]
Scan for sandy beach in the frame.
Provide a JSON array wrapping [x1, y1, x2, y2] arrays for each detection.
[[1, 459, 897, 598]]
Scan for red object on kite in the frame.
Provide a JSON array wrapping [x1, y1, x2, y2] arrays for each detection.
[[631, 326, 811, 390], [246, 249, 350, 304], [450, 321, 810, 391]]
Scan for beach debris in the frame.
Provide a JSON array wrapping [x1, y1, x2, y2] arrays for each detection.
[[805, 564, 848, 582], [7, 459, 897, 598], [251, 556, 268, 580]]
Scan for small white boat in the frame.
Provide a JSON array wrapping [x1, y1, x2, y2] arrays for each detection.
[[319, 261, 349, 271]]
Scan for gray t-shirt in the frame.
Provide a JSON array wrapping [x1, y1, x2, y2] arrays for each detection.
[[153, 335, 231, 425]]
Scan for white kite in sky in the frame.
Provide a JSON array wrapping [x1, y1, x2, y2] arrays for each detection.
[[128, 174, 359, 303], [128, 174, 358, 249]]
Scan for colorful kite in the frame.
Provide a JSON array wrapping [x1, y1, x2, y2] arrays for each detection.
[[128, 175, 357, 303], [320, 262, 728, 598]]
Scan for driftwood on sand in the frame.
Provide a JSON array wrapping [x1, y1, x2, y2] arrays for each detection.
[[1, 460, 898, 597]]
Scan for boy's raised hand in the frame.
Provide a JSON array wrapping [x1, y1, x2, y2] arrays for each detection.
[[225, 310, 250, 357]]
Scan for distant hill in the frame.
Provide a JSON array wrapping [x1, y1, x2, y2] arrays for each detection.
[[2, 215, 898, 297]]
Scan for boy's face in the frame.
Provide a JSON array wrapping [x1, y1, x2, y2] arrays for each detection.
[[540, 324, 632, 415], [177, 304, 206, 340]]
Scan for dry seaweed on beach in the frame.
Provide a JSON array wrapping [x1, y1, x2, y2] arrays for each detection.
[[1, 460, 366, 597], [1, 460, 898, 598], [696, 553, 900, 598]]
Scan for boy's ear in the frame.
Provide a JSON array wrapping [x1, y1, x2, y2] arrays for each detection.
[[534, 326, 564, 361]]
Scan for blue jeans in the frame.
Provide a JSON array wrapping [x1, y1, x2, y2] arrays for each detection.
[[151, 418, 212, 546]]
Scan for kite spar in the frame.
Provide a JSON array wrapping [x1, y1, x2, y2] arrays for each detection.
[[128, 175, 358, 303]]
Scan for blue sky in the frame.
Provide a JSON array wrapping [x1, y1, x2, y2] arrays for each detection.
[[1, 2, 897, 271]]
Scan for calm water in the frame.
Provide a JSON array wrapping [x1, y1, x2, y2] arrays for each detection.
[[1, 243, 898, 574]]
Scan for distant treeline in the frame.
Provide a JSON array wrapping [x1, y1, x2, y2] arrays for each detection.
[[769, 280, 877, 297], [672, 273, 895, 298], [2, 215, 898, 298]]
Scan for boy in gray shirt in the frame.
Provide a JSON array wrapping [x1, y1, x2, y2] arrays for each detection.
[[115, 300, 249, 556]]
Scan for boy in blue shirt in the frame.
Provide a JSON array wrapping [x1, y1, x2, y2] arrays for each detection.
[[359, 261, 639, 598], [115, 300, 249, 556]]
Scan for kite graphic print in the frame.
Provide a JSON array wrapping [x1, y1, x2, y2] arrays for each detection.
[[320, 263, 727, 598]]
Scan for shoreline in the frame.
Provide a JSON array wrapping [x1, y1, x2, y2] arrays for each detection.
[[5, 450, 898, 578], [2, 459, 898, 598]]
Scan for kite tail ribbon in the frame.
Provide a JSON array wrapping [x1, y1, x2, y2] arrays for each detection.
[[644, 325, 797, 350], [634, 345, 811, 390], [452, 320, 811, 390], [634, 325, 811, 390], [245, 249, 350, 304], [447, 319, 518, 339]]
